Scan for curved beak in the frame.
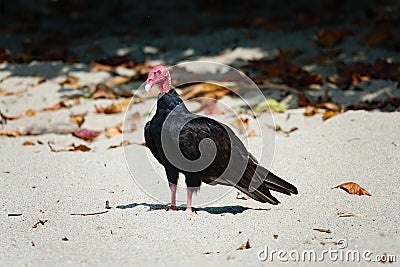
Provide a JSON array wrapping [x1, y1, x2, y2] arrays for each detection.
[[145, 83, 152, 92]]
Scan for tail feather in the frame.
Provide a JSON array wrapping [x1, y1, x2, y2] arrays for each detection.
[[257, 166, 298, 195], [234, 163, 298, 205]]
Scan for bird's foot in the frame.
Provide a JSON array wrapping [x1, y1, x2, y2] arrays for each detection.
[[185, 207, 192, 212], [169, 205, 178, 211]]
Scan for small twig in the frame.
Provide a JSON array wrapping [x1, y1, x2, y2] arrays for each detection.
[[70, 210, 109, 216], [8, 213, 22, 217], [347, 137, 361, 142], [132, 142, 146, 147]]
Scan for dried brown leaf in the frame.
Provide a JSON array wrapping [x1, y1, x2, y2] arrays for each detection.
[[334, 182, 371, 196], [92, 83, 117, 99], [108, 140, 132, 149], [42, 101, 71, 112], [48, 142, 91, 152], [0, 89, 14, 96], [72, 129, 100, 142], [70, 114, 85, 127], [0, 130, 21, 137], [105, 76, 131, 87], [322, 110, 337, 121], [231, 117, 249, 134], [237, 239, 251, 250], [247, 130, 257, 138], [181, 83, 230, 101], [316, 28, 354, 48], [95, 97, 139, 114], [23, 141, 35, 146], [313, 228, 332, 234], [105, 125, 123, 138], [304, 105, 319, 116], [0, 109, 36, 122], [317, 102, 340, 111], [59, 76, 82, 89], [90, 61, 113, 72]]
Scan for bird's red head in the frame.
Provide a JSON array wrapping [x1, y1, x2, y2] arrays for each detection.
[[145, 65, 171, 93]]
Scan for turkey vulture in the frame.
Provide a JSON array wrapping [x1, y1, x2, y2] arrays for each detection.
[[144, 65, 297, 211]]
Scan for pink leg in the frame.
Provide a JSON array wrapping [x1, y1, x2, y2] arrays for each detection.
[[186, 188, 193, 212], [169, 183, 178, 211]]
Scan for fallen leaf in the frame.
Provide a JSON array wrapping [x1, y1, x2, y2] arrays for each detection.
[[317, 102, 340, 111], [0, 130, 21, 137], [236, 192, 250, 200], [95, 97, 139, 114], [254, 98, 288, 113], [231, 117, 249, 134], [70, 114, 85, 127], [105, 125, 123, 138], [90, 61, 113, 72], [72, 129, 100, 142], [23, 141, 35, 146], [237, 239, 251, 250], [108, 140, 132, 149], [48, 142, 91, 152], [247, 130, 257, 138], [322, 110, 337, 121], [42, 101, 71, 112], [58, 76, 82, 89], [105, 76, 132, 87], [273, 234, 278, 239], [304, 105, 319, 116], [31, 241, 35, 246], [313, 228, 332, 234], [315, 28, 354, 48], [248, 49, 300, 82], [0, 88, 14, 96], [91, 83, 118, 99], [32, 219, 48, 228], [61, 237, 69, 241], [180, 83, 231, 101], [334, 182, 371, 196], [0, 109, 36, 122], [303, 49, 343, 66]]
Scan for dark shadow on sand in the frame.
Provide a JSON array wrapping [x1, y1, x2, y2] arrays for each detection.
[[116, 202, 270, 214]]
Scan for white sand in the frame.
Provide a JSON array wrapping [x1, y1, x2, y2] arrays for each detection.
[[1, 77, 399, 266]]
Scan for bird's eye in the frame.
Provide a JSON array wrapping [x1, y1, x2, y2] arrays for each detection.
[[157, 70, 161, 75]]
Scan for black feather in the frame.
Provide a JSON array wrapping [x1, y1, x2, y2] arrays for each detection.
[[144, 89, 298, 205]]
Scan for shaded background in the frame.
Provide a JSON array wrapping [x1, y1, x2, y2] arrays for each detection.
[[1, 0, 400, 111], [1, 0, 399, 62]]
